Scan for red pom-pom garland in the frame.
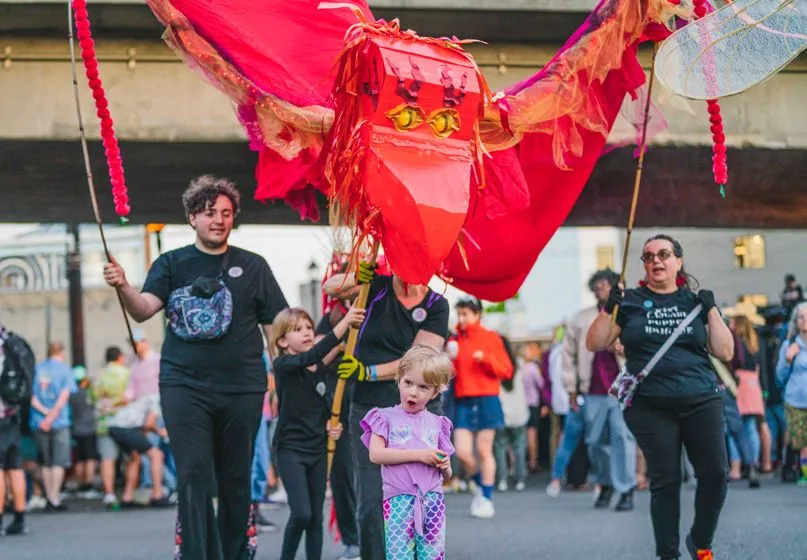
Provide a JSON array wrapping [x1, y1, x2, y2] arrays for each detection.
[[693, 0, 728, 198], [72, 0, 131, 220]]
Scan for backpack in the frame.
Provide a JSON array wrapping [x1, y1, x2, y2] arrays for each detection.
[[0, 331, 36, 405]]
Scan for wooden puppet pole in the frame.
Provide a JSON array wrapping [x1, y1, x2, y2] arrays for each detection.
[[613, 43, 659, 322], [327, 239, 381, 477], [67, 2, 136, 352]]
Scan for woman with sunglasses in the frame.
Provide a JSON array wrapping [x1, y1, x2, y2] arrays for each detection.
[[586, 234, 734, 560]]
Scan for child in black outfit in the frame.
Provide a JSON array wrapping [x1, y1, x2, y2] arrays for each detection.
[[270, 305, 365, 560]]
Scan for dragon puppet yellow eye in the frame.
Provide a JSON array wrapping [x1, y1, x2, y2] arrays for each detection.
[[385, 104, 425, 132], [426, 109, 461, 138]]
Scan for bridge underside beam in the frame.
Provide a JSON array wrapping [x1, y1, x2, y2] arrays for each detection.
[[1, 3, 587, 43], [1, 140, 805, 228]]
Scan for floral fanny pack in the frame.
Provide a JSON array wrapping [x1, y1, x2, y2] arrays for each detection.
[[166, 252, 234, 341]]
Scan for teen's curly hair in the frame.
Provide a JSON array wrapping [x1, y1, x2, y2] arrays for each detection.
[[182, 175, 241, 217]]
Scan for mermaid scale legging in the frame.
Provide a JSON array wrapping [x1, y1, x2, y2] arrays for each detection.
[[383, 492, 446, 560]]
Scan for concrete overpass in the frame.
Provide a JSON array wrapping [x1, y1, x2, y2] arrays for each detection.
[[1, 0, 806, 227], [2, 0, 804, 369]]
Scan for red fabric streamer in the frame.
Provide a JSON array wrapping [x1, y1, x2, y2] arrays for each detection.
[[72, 0, 131, 219]]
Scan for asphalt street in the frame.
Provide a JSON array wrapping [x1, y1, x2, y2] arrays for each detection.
[[2, 475, 804, 559]]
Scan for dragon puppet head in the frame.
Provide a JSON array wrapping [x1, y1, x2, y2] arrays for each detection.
[[324, 15, 491, 285]]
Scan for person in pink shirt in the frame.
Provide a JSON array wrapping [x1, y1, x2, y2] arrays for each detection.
[[125, 330, 160, 401], [361, 345, 455, 560]]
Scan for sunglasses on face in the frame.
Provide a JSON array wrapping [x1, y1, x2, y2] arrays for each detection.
[[640, 249, 676, 264]]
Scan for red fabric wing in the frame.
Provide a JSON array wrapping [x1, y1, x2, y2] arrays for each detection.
[[445, 45, 645, 301], [166, 0, 372, 107]]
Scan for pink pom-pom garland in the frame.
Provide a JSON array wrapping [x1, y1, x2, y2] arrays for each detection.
[[693, 0, 728, 198], [72, 0, 131, 219]]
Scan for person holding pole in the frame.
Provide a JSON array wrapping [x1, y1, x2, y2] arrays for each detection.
[[103, 176, 288, 559], [323, 264, 449, 560]]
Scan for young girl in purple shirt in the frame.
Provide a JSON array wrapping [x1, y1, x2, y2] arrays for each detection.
[[361, 344, 455, 560]]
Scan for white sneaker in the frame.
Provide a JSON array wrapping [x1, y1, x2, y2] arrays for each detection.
[[27, 495, 47, 511], [337, 545, 361, 560], [268, 487, 288, 504], [497, 480, 508, 492], [514, 481, 526, 492], [470, 496, 495, 519], [103, 493, 118, 506], [546, 480, 561, 498]]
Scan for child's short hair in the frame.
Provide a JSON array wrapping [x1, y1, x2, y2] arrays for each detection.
[[397, 344, 454, 392], [269, 308, 315, 357]]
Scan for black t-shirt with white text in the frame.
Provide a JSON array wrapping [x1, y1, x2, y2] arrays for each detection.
[[617, 286, 718, 398], [352, 275, 449, 407], [142, 245, 288, 393]]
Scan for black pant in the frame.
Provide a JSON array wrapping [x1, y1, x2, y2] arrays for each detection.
[[276, 448, 327, 560], [330, 399, 358, 548], [624, 394, 728, 559], [161, 385, 263, 560], [349, 401, 390, 560]]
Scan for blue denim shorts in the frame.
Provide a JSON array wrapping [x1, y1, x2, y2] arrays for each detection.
[[454, 396, 505, 431]]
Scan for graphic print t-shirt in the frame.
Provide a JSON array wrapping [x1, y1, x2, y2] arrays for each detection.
[[617, 286, 718, 398]]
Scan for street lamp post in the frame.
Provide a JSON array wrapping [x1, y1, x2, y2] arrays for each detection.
[[66, 223, 86, 367], [307, 260, 321, 323]]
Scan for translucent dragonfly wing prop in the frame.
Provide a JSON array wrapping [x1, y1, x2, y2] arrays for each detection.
[[655, 0, 807, 100]]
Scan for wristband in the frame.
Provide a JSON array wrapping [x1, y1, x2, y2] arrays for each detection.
[[369, 365, 378, 382]]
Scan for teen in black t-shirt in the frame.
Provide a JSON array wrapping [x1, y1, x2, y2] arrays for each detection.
[[323, 267, 449, 560], [586, 234, 734, 560], [270, 306, 363, 560], [103, 177, 288, 560]]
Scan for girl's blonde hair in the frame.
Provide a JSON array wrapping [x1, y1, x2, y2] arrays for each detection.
[[269, 308, 315, 357], [732, 315, 759, 355], [397, 344, 454, 392]]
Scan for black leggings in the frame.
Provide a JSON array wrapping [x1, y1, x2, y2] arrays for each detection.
[[624, 394, 728, 559], [161, 385, 263, 560], [276, 448, 327, 560]]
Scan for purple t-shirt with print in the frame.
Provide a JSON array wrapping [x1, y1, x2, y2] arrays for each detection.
[[361, 405, 455, 501]]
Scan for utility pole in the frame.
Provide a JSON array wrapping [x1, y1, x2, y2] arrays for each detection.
[[66, 223, 86, 367]]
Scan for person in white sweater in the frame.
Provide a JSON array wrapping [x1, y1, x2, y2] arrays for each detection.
[[494, 359, 531, 492]]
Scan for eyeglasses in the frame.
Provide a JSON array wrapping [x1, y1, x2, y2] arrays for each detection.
[[640, 249, 675, 264]]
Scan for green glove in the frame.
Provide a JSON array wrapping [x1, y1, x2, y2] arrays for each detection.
[[338, 355, 370, 382], [356, 262, 375, 285]]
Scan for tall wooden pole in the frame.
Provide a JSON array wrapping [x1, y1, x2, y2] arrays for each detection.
[[327, 240, 380, 477]]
